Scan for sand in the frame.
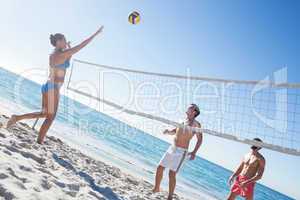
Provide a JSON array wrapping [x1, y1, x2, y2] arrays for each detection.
[[0, 115, 188, 200]]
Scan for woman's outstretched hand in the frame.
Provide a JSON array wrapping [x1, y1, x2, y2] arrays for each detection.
[[94, 26, 104, 36]]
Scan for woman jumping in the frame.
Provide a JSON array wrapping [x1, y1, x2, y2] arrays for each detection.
[[7, 26, 104, 144]]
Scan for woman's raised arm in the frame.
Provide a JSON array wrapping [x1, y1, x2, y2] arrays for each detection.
[[61, 26, 104, 59]]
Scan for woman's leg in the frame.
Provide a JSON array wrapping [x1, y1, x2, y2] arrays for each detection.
[[37, 88, 60, 144], [7, 92, 48, 127]]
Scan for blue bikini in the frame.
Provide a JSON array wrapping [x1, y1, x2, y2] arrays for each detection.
[[41, 59, 70, 93], [55, 59, 70, 70]]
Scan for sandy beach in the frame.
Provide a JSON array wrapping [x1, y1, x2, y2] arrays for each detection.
[[0, 114, 188, 200]]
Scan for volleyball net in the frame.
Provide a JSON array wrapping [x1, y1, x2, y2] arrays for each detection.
[[67, 59, 300, 156]]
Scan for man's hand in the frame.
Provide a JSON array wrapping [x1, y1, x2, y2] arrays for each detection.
[[188, 152, 196, 160], [239, 181, 250, 188]]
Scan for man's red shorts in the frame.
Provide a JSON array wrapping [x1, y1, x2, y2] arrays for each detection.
[[231, 175, 255, 198]]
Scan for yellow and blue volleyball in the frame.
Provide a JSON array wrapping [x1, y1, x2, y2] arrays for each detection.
[[128, 11, 141, 25]]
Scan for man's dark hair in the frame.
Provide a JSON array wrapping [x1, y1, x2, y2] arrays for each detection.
[[191, 104, 200, 118], [251, 138, 263, 150], [253, 138, 263, 143]]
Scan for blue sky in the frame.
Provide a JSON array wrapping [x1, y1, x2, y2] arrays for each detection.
[[0, 0, 299, 198]]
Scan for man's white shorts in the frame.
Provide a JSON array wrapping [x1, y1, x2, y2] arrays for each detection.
[[158, 146, 188, 172]]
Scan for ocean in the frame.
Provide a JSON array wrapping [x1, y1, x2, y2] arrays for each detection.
[[0, 67, 294, 200]]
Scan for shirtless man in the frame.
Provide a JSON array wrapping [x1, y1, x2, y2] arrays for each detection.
[[152, 104, 203, 200], [227, 138, 266, 200]]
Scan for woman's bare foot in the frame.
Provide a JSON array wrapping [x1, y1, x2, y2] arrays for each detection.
[[37, 141, 43, 145], [6, 115, 17, 128], [37, 137, 44, 145]]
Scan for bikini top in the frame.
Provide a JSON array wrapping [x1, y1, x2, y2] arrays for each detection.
[[54, 59, 70, 70], [50, 59, 70, 81]]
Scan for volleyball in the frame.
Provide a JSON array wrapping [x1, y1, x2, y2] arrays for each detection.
[[128, 11, 141, 25]]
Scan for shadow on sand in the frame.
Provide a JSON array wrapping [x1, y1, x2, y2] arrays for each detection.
[[52, 153, 123, 200]]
